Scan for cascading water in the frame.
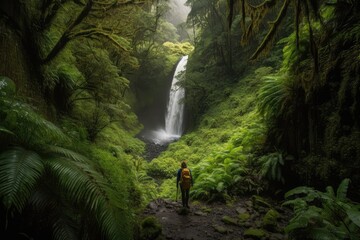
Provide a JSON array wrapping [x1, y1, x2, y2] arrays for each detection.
[[146, 55, 188, 144], [165, 55, 187, 136]]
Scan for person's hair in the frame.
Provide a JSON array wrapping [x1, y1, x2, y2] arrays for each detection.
[[181, 161, 187, 168]]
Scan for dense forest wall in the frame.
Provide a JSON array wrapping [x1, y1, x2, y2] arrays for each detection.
[[0, 20, 47, 113]]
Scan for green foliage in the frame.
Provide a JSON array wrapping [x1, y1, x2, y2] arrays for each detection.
[[140, 216, 162, 240], [0, 80, 134, 239], [284, 179, 360, 239], [188, 110, 266, 200], [158, 178, 177, 200], [153, 67, 270, 200], [0, 148, 44, 212], [259, 152, 285, 183], [257, 74, 294, 120], [163, 42, 194, 55], [147, 157, 178, 179], [0, 76, 16, 96], [1, 88, 68, 147]]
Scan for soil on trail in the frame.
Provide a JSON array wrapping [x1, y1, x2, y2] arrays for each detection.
[[143, 197, 290, 240]]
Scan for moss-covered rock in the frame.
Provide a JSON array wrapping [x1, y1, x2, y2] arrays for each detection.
[[262, 209, 280, 231], [140, 216, 162, 240], [0, 76, 16, 96], [201, 206, 212, 213], [244, 228, 267, 239], [238, 212, 251, 222], [213, 225, 232, 234], [221, 216, 239, 226]]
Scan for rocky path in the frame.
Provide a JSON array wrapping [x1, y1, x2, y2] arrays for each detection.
[[141, 196, 291, 240]]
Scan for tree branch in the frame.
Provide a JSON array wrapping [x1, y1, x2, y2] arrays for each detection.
[[42, 0, 94, 63], [250, 0, 290, 60]]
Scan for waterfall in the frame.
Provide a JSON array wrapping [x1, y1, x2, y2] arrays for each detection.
[[165, 55, 187, 136], [143, 55, 187, 144]]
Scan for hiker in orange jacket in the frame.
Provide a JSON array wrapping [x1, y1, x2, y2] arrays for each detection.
[[176, 161, 193, 208]]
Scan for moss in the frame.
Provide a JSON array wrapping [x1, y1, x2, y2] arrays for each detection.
[[140, 217, 162, 240], [244, 228, 267, 239], [238, 213, 251, 222], [163, 41, 194, 55]]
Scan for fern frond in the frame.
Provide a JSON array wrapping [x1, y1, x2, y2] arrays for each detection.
[[46, 145, 88, 163], [45, 158, 127, 239], [52, 217, 78, 240], [336, 178, 350, 200], [285, 186, 314, 199], [0, 148, 44, 212], [2, 99, 69, 145]]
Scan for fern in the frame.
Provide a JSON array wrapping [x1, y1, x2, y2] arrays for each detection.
[[284, 179, 360, 239], [257, 74, 293, 120], [0, 148, 44, 212], [0, 79, 133, 239], [260, 152, 285, 183]]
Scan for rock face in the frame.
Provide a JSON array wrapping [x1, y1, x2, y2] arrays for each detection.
[[143, 141, 170, 161], [140, 196, 290, 240]]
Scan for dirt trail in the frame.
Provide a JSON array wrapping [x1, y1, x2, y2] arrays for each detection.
[[143, 197, 290, 240]]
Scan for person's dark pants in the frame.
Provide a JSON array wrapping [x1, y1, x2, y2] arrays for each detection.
[[181, 187, 190, 207]]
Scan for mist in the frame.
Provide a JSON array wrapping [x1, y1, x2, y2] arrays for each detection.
[[165, 0, 190, 26]]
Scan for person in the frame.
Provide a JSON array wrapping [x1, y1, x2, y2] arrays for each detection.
[[176, 161, 193, 208]]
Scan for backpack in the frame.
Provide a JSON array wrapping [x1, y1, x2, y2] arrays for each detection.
[[180, 168, 192, 190]]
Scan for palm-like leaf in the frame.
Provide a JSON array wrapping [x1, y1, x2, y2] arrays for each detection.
[[0, 147, 44, 212], [45, 158, 127, 239]]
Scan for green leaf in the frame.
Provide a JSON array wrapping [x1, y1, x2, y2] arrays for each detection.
[[285, 186, 313, 199], [336, 178, 350, 200], [325, 186, 335, 197], [347, 208, 360, 228], [285, 216, 308, 232], [0, 148, 44, 212]]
